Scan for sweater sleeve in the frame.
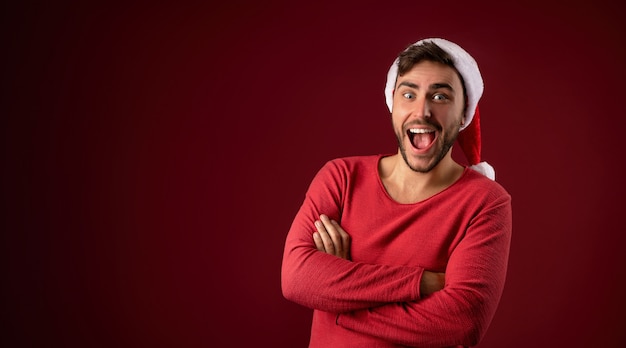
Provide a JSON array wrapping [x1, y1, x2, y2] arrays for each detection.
[[281, 160, 424, 313], [336, 192, 512, 347]]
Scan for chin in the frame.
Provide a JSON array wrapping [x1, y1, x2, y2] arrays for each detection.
[[408, 160, 438, 173], [399, 150, 438, 173]]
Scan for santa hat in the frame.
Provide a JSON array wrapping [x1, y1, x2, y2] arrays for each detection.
[[384, 38, 495, 180]]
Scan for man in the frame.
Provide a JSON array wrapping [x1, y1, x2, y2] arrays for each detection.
[[281, 38, 512, 347]]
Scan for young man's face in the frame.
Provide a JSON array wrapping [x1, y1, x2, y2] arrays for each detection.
[[391, 60, 465, 173]]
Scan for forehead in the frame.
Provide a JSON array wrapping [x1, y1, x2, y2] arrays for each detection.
[[395, 60, 462, 89]]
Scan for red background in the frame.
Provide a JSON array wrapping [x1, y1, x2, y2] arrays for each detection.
[[2, 1, 625, 347]]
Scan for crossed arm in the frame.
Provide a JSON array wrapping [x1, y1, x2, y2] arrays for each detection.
[[312, 214, 445, 297], [283, 207, 510, 346], [296, 206, 510, 346]]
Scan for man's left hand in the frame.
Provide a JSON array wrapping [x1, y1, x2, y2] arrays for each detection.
[[313, 214, 351, 260]]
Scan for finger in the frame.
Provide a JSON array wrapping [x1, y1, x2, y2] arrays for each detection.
[[330, 219, 351, 245], [312, 232, 325, 252], [320, 215, 344, 256], [332, 220, 351, 259], [321, 214, 349, 257], [315, 219, 336, 255]]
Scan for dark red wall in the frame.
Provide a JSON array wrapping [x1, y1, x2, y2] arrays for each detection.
[[3, 1, 625, 347]]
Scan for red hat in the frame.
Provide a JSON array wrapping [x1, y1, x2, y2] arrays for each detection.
[[384, 38, 495, 180]]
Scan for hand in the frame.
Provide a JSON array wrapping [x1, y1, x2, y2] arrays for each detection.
[[420, 271, 445, 297], [313, 214, 351, 260]]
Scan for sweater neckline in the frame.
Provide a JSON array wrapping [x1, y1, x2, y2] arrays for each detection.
[[374, 154, 470, 205]]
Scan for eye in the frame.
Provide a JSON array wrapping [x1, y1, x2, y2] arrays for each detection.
[[402, 92, 415, 99], [433, 93, 448, 102]]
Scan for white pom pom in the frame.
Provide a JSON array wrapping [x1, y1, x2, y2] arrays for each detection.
[[469, 162, 495, 180]]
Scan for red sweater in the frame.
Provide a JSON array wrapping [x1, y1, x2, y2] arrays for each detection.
[[281, 155, 512, 347]]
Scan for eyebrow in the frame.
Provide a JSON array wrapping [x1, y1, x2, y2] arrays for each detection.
[[397, 81, 455, 92]]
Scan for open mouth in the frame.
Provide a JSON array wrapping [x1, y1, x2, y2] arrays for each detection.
[[407, 128, 435, 150]]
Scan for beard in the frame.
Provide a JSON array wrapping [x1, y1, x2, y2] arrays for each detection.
[[395, 120, 461, 173]]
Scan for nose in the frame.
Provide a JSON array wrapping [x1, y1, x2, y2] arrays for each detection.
[[410, 95, 431, 119]]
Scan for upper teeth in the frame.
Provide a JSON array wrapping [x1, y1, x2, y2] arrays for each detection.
[[409, 129, 434, 134]]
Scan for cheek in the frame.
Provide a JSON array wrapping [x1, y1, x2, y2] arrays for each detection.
[[434, 105, 463, 124]]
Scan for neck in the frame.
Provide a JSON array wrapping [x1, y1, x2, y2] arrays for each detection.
[[379, 151, 464, 204]]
